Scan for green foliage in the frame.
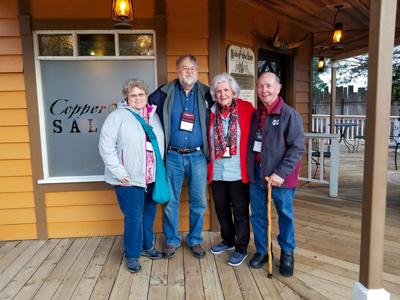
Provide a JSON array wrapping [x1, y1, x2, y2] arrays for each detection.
[[312, 57, 329, 94]]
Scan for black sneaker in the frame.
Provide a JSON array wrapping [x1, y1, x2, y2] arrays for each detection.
[[141, 248, 162, 260], [126, 258, 141, 273]]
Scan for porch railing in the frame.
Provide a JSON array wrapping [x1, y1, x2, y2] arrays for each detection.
[[312, 114, 400, 140], [299, 133, 340, 197]]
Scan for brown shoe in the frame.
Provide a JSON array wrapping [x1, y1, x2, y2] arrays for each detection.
[[162, 244, 176, 258], [190, 244, 205, 258]]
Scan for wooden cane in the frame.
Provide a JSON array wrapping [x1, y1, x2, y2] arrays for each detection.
[[265, 176, 273, 278]]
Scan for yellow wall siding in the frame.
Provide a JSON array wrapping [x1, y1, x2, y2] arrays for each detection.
[[0, 91, 27, 108], [44, 190, 164, 238], [30, 0, 154, 19], [0, 0, 36, 240]]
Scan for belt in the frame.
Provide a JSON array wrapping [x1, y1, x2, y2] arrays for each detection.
[[168, 146, 201, 154]]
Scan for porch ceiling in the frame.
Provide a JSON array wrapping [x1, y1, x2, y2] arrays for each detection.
[[254, 0, 400, 59]]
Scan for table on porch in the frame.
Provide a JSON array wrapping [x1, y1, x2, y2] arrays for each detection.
[[334, 122, 358, 152]]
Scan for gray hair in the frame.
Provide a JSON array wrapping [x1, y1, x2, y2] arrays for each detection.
[[210, 73, 241, 101], [122, 78, 149, 99], [176, 54, 199, 69], [259, 71, 281, 84]]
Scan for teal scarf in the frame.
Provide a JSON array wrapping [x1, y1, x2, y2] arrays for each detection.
[[128, 109, 170, 204]]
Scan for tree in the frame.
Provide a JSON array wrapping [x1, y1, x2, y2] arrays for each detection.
[[334, 46, 400, 103]]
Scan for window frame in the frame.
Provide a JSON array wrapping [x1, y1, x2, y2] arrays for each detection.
[[33, 29, 157, 184]]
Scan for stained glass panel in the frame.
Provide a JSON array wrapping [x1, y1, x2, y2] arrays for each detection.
[[38, 34, 73, 56], [119, 34, 154, 56], [78, 34, 115, 56]]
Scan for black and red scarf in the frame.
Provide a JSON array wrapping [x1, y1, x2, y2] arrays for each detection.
[[214, 99, 238, 159]]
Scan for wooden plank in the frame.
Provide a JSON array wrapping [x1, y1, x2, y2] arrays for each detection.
[[167, 234, 185, 299], [0, 208, 36, 225], [108, 256, 134, 299], [0, 1, 18, 18], [71, 237, 115, 299], [128, 253, 152, 299], [168, 19, 208, 38], [14, 239, 72, 300], [0, 240, 32, 273], [0, 176, 33, 192], [90, 236, 123, 299], [0, 160, 32, 176], [0, 241, 20, 259], [45, 190, 117, 207], [0, 37, 22, 55], [46, 205, 123, 222], [52, 237, 102, 299], [0, 109, 28, 126], [0, 143, 30, 160], [0, 91, 26, 108], [0, 192, 34, 209], [0, 74, 25, 91], [147, 234, 168, 300], [272, 278, 303, 300], [0, 224, 37, 240], [0, 56, 23, 73], [0, 240, 45, 291], [183, 233, 205, 299], [0, 126, 29, 143], [199, 232, 224, 299], [234, 257, 264, 299], [210, 231, 242, 298], [32, 238, 88, 299], [0, 19, 20, 37], [47, 220, 123, 238], [167, 38, 208, 55], [0, 239, 60, 300]]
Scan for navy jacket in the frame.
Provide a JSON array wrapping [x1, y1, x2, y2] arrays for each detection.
[[148, 79, 212, 159], [247, 97, 305, 188]]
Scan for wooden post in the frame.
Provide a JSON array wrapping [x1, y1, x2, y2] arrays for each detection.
[[330, 60, 337, 134], [354, 0, 396, 298]]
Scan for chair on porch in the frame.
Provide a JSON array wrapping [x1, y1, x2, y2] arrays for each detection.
[[311, 137, 331, 178]]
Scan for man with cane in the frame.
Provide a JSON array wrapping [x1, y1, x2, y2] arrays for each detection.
[[247, 72, 305, 277]]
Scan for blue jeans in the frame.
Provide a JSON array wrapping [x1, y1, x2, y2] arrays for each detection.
[[115, 184, 157, 259], [164, 150, 207, 247], [249, 166, 296, 254]]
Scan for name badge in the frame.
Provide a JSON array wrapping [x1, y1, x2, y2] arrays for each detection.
[[223, 136, 231, 158], [146, 141, 153, 152], [253, 130, 262, 153], [222, 146, 231, 158], [180, 112, 195, 132]]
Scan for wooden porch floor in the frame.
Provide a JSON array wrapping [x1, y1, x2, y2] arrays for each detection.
[[0, 144, 399, 299]]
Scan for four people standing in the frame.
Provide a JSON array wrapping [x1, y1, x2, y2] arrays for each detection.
[[99, 57, 304, 277]]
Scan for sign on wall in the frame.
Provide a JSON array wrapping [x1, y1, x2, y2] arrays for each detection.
[[227, 45, 256, 104]]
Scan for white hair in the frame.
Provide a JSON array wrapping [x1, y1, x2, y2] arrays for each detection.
[[210, 73, 241, 101]]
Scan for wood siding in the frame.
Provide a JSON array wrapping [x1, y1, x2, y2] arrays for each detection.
[[0, 0, 36, 240]]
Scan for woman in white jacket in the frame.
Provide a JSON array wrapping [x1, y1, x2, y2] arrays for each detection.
[[99, 79, 165, 273]]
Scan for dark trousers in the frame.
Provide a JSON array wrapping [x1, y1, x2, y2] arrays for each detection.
[[211, 180, 250, 254]]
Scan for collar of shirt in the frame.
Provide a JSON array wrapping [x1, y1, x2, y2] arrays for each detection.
[[266, 97, 281, 115]]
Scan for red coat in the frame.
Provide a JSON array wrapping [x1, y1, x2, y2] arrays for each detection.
[[207, 99, 255, 183]]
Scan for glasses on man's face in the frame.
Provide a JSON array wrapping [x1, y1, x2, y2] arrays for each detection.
[[180, 66, 198, 73]]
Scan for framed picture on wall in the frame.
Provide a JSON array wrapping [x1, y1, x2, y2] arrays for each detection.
[[227, 45, 255, 105]]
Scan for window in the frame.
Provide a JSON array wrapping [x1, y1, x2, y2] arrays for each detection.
[[34, 30, 157, 183]]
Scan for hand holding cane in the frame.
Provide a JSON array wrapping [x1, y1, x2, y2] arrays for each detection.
[[265, 176, 273, 278]]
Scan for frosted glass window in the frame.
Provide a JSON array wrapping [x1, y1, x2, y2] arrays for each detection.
[[78, 34, 115, 56], [38, 34, 73, 56], [119, 34, 154, 56], [40, 60, 156, 177]]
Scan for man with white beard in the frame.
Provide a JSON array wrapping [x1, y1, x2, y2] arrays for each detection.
[[149, 55, 212, 259]]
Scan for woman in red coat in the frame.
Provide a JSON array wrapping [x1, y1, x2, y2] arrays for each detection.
[[207, 73, 255, 266]]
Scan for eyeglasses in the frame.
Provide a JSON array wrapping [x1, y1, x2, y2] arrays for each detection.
[[180, 66, 198, 73], [128, 92, 146, 99]]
